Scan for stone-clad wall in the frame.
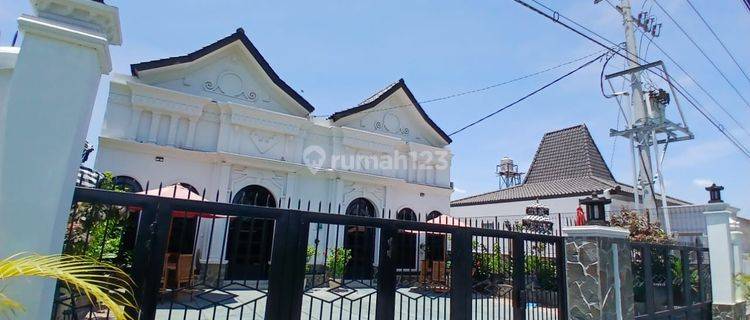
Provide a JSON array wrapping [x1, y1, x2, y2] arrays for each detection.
[[565, 236, 634, 320], [712, 303, 747, 320]]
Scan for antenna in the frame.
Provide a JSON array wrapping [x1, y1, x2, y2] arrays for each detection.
[[597, 0, 694, 234], [496, 156, 524, 189]]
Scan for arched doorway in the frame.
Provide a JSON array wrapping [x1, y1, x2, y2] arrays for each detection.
[[425, 211, 446, 261], [344, 198, 376, 279], [110, 176, 143, 269], [166, 183, 201, 258], [395, 208, 417, 269], [112, 176, 142, 192], [226, 185, 277, 280]]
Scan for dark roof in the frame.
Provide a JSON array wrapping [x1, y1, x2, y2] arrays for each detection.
[[524, 124, 615, 183], [328, 79, 452, 144], [130, 28, 314, 113], [451, 124, 690, 207]]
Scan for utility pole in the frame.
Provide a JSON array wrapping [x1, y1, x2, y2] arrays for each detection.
[[619, 0, 658, 221], [600, 0, 695, 235]]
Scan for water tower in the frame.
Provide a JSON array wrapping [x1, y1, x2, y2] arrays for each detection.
[[496, 156, 524, 189]]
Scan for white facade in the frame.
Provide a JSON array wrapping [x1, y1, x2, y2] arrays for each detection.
[[95, 31, 453, 226]]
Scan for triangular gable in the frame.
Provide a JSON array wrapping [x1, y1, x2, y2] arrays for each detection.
[[329, 79, 452, 146], [524, 124, 615, 183], [130, 28, 314, 116]]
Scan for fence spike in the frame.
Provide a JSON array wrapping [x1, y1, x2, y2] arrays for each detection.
[[158, 182, 163, 196], [144, 181, 150, 194]]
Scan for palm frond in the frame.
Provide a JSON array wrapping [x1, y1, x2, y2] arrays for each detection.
[[0, 253, 136, 320], [0, 291, 24, 318]]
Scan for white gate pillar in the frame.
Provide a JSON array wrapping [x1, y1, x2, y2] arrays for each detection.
[[0, 1, 120, 319], [704, 201, 746, 319]]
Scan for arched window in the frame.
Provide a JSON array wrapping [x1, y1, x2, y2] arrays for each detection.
[[232, 185, 278, 207], [397, 208, 417, 221], [112, 176, 142, 193], [425, 211, 445, 261], [344, 198, 376, 279], [427, 210, 442, 221], [226, 185, 277, 280], [395, 208, 417, 269]]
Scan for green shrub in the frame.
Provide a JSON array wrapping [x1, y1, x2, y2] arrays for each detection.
[[326, 248, 351, 279]]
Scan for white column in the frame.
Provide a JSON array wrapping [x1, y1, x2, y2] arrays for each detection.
[[167, 114, 179, 146], [704, 204, 736, 305], [0, 1, 121, 319], [186, 118, 198, 148], [147, 111, 161, 143], [128, 107, 143, 140], [732, 230, 745, 303]]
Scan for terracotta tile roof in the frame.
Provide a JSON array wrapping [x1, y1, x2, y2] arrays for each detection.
[[524, 124, 614, 183], [451, 124, 690, 207]]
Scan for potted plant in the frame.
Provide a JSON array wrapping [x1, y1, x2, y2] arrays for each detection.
[[304, 246, 316, 289], [325, 248, 351, 289]]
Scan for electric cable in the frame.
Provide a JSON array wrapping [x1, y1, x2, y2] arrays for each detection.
[[685, 0, 750, 86], [513, 0, 750, 159], [448, 52, 607, 137], [652, 0, 750, 110]]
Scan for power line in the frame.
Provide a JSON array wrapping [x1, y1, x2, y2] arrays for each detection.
[[317, 49, 605, 118], [513, 0, 750, 159], [448, 52, 606, 137], [634, 29, 750, 139], [685, 0, 750, 87], [652, 0, 750, 110]]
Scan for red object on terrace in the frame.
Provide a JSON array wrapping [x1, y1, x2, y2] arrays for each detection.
[[575, 206, 586, 226]]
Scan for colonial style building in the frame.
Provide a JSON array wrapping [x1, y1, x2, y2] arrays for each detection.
[[94, 28, 453, 277]]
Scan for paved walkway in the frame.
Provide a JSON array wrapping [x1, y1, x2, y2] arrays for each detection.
[[153, 287, 559, 319]]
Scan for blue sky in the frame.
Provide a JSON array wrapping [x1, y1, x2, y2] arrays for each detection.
[[2, 0, 749, 213]]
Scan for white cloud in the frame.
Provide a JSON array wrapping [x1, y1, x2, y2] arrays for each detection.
[[453, 187, 467, 194], [692, 178, 714, 188]]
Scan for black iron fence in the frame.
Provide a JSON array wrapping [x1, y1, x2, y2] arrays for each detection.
[[630, 242, 712, 319], [54, 186, 568, 320]]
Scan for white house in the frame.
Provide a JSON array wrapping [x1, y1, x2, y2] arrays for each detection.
[[450, 124, 690, 231], [94, 28, 454, 278]]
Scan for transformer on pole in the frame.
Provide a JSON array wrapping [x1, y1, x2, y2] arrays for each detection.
[[598, 0, 694, 234]]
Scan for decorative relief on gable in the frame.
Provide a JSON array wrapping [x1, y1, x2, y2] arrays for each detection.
[[362, 111, 411, 137], [249, 130, 281, 154], [204, 71, 258, 102], [342, 181, 385, 209], [231, 167, 286, 195]]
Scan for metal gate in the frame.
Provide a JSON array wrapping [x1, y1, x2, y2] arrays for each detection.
[[630, 242, 712, 319], [54, 186, 567, 320]]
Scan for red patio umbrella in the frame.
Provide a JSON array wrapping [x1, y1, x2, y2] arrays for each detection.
[[404, 214, 468, 234], [131, 184, 225, 219], [426, 215, 469, 227]]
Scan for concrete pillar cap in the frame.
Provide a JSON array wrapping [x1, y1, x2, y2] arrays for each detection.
[[562, 225, 630, 239]]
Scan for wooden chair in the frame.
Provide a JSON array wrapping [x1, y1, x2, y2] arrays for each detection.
[[431, 261, 449, 293], [419, 260, 431, 287], [175, 254, 194, 289], [161, 253, 178, 291]]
